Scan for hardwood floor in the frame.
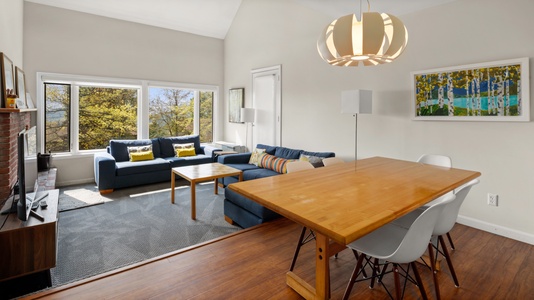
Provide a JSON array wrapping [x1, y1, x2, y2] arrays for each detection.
[[23, 218, 534, 299]]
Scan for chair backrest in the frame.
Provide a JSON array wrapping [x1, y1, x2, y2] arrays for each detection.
[[389, 193, 456, 264], [286, 161, 314, 173], [433, 179, 479, 236], [417, 154, 452, 168], [322, 157, 344, 167]]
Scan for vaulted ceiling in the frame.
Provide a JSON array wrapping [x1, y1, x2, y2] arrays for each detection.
[[25, 0, 457, 39]]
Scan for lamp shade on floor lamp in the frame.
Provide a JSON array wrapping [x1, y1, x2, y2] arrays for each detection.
[[341, 90, 372, 160]]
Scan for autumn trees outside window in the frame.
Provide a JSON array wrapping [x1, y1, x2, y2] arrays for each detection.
[[39, 73, 216, 154]]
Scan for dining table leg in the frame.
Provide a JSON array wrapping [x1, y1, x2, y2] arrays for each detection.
[[286, 232, 330, 300], [315, 233, 330, 299]]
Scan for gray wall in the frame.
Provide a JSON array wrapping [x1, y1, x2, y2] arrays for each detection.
[[0, 0, 23, 67], [23, 2, 225, 186], [224, 0, 534, 242]]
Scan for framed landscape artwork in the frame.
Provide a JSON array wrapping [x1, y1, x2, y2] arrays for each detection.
[[412, 57, 529, 121], [229, 88, 244, 123]]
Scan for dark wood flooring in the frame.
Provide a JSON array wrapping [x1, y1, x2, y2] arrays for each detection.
[[21, 218, 534, 299]]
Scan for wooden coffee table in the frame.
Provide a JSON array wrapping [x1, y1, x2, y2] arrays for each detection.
[[171, 163, 243, 220]]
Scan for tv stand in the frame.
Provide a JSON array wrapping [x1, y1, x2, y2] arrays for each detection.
[[0, 189, 59, 285]]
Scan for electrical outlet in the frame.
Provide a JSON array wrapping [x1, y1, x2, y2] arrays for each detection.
[[487, 193, 499, 206]]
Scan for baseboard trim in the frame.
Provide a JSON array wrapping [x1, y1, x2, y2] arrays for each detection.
[[457, 215, 534, 245], [57, 178, 95, 187]]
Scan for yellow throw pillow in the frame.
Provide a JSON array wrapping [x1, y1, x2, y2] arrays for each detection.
[[248, 148, 266, 166], [130, 151, 154, 162], [176, 148, 196, 157], [128, 145, 153, 161]]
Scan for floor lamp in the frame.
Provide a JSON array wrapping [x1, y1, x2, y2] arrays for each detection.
[[241, 108, 255, 152], [341, 90, 372, 161]]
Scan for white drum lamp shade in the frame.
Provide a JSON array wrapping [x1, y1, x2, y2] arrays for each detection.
[[241, 108, 255, 123], [318, 12, 408, 67], [342, 90, 372, 114]]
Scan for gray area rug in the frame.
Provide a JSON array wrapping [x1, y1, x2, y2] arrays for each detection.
[[50, 180, 240, 287]]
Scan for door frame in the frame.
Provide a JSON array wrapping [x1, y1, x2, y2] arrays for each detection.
[[251, 65, 282, 146]]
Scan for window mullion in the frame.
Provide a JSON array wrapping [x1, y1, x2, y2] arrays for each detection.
[[194, 90, 200, 136], [71, 85, 80, 153]]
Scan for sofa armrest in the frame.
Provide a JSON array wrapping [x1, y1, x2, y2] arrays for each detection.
[[94, 152, 117, 191], [218, 153, 252, 164]]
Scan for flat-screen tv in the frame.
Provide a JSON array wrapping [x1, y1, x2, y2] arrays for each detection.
[[16, 128, 32, 221], [0, 127, 41, 221]]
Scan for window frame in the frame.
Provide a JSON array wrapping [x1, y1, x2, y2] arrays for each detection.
[[36, 72, 219, 156]]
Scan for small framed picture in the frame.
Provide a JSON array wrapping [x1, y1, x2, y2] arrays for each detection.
[[229, 88, 244, 123], [0, 52, 15, 108], [15, 67, 27, 109]]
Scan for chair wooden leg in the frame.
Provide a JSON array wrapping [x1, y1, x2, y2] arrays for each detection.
[[343, 253, 365, 300], [439, 235, 460, 287], [427, 243, 441, 300], [289, 227, 307, 271], [411, 261, 429, 300], [446, 232, 455, 250]]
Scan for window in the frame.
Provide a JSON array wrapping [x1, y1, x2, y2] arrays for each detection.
[[44, 83, 138, 153], [44, 83, 70, 152], [148, 87, 214, 143], [38, 73, 218, 155]]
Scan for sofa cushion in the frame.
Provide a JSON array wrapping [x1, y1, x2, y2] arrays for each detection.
[[165, 155, 212, 167], [301, 150, 336, 158], [116, 158, 169, 176], [274, 147, 303, 159], [159, 135, 201, 158], [256, 144, 277, 155], [243, 168, 279, 180], [226, 163, 260, 172], [110, 139, 155, 162]]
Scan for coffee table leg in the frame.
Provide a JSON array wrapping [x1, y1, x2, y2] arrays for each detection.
[[214, 179, 218, 194], [171, 171, 175, 204], [191, 180, 196, 220]]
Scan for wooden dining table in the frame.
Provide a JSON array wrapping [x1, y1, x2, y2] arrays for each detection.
[[228, 156, 481, 300]]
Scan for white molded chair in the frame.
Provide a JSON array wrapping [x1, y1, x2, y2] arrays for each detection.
[[322, 157, 344, 167], [391, 179, 479, 300], [286, 161, 314, 173], [417, 154, 452, 168], [417, 154, 457, 250], [342, 193, 456, 300]]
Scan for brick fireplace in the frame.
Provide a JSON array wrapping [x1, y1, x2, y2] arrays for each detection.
[[0, 111, 31, 201]]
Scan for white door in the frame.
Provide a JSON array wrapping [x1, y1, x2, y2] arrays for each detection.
[[251, 65, 281, 148]]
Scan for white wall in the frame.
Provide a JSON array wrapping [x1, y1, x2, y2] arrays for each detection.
[[0, 0, 23, 67], [224, 0, 534, 242], [23, 2, 225, 186]]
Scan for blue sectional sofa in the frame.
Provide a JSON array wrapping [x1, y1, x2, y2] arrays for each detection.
[[218, 144, 335, 228], [94, 135, 218, 194]]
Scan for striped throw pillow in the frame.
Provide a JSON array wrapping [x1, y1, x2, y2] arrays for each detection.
[[258, 153, 292, 174]]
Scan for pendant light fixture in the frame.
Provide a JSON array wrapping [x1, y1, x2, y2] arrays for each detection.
[[317, 0, 408, 67]]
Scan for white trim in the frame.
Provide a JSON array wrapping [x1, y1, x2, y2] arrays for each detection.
[[457, 214, 534, 245], [36, 72, 220, 152], [251, 65, 282, 146]]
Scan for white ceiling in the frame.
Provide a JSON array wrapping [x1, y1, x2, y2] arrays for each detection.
[[25, 0, 457, 39]]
